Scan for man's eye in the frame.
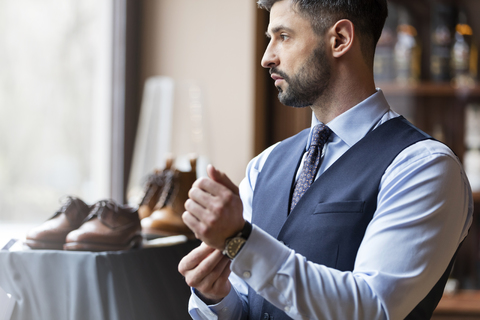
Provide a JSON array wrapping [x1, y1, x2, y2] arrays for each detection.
[[280, 34, 289, 41]]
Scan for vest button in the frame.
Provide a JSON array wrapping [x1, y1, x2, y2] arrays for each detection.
[[263, 313, 270, 320]]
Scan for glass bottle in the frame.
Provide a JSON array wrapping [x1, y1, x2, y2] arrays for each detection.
[[430, 3, 455, 82], [394, 6, 421, 84], [374, 1, 397, 83], [451, 9, 477, 87]]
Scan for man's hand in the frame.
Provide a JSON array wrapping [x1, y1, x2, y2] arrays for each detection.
[[183, 164, 245, 250], [178, 242, 232, 304]]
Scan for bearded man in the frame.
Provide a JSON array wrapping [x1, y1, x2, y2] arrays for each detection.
[[178, 0, 473, 319]]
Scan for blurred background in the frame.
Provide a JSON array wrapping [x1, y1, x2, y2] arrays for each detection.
[[0, 0, 256, 227]]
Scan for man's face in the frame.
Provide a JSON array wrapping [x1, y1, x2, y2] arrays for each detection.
[[262, 0, 331, 108]]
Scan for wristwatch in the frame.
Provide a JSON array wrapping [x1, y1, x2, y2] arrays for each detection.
[[223, 221, 252, 259]]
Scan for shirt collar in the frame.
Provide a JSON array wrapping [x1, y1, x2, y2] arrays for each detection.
[[308, 89, 391, 148]]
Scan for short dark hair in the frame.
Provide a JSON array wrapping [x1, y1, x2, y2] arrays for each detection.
[[258, 0, 388, 65]]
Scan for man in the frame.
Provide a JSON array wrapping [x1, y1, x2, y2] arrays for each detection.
[[178, 0, 473, 319]]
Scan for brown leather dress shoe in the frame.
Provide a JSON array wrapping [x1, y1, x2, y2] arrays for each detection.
[[141, 157, 196, 239], [25, 197, 91, 250], [64, 200, 142, 251]]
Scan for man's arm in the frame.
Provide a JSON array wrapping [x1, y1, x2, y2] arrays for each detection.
[[183, 165, 246, 251], [179, 164, 250, 319], [180, 144, 279, 320]]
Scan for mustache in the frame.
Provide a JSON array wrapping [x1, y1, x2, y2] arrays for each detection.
[[270, 67, 289, 81]]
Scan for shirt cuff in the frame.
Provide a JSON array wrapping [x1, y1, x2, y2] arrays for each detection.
[[188, 285, 244, 320], [231, 224, 291, 293]]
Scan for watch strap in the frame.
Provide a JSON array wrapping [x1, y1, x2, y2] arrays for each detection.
[[240, 220, 252, 240]]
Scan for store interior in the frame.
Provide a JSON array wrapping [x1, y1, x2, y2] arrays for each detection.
[[1, 0, 480, 319]]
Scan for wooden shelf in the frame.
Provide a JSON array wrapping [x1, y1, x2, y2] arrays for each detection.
[[433, 290, 480, 318], [474, 192, 480, 203], [378, 82, 480, 98]]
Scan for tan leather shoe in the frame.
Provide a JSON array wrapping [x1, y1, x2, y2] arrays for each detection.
[[137, 157, 174, 220], [64, 200, 142, 251], [141, 157, 196, 239], [25, 197, 91, 250], [138, 169, 164, 220]]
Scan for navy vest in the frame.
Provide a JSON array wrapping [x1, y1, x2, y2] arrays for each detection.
[[248, 117, 454, 320]]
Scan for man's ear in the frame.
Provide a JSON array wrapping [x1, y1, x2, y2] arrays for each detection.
[[328, 19, 354, 58]]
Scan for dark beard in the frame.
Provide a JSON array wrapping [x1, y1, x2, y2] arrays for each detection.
[[272, 44, 331, 108]]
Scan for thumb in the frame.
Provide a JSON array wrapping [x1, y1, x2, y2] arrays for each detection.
[[207, 165, 239, 195]]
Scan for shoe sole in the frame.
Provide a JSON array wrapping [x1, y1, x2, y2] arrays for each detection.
[[63, 235, 143, 252], [24, 239, 65, 250]]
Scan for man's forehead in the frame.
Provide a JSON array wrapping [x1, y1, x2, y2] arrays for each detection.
[[267, 0, 310, 34]]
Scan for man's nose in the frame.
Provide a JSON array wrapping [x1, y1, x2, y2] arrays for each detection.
[[261, 42, 279, 69]]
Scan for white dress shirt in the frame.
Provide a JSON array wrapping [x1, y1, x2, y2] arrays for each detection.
[[188, 89, 474, 320]]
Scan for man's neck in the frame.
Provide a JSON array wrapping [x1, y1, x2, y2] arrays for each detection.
[[311, 77, 376, 124]]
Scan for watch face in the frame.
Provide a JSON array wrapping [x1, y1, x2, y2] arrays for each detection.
[[227, 237, 246, 259]]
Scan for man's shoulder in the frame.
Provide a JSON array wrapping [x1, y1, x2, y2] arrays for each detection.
[[403, 138, 459, 161], [387, 138, 462, 179]]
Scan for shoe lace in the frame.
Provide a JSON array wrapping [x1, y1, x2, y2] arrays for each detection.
[[142, 172, 160, 187], [58, 195, 73, 209], [140, 171, 165, 205], [51, 195, 76, 218], [156, 169, 177, 209], [84, 199, 118, 221]]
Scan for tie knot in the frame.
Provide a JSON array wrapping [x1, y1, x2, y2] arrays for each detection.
[[311, 124, 331, 147]]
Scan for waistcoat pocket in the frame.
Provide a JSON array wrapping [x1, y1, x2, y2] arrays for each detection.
[[313, 200, 365, 214]]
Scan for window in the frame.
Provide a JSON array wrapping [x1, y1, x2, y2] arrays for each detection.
[[0, 0, 113, 232]]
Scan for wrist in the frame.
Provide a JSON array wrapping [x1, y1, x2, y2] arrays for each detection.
[[223, 220, 252, 259], [194, 287, 227, 305]]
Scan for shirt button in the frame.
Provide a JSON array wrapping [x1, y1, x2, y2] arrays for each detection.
[[243, 271, 251, 279], [284, 305, 291, 312], [263, 313, 270, 320]]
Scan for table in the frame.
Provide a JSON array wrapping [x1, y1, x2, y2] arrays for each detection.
[[0, 240, 200, 320]]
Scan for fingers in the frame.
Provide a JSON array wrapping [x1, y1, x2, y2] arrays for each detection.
[[182, 210, 203, 239], [187, 180, 235, 223], [184, 165, 244, 250], [191, 177, 228, 201], [178, 243, 232, 302], [198, 251, 231, 291], [188, 185, 215, 210], [218, 258, 232, 283], [207, 165, 239, 195], [181, 246, 230, 290], [178, 242, 215, 274], [190, 165, 238, 199]]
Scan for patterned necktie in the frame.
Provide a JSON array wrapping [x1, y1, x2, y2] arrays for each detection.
[[290, 124, 332, 212]]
